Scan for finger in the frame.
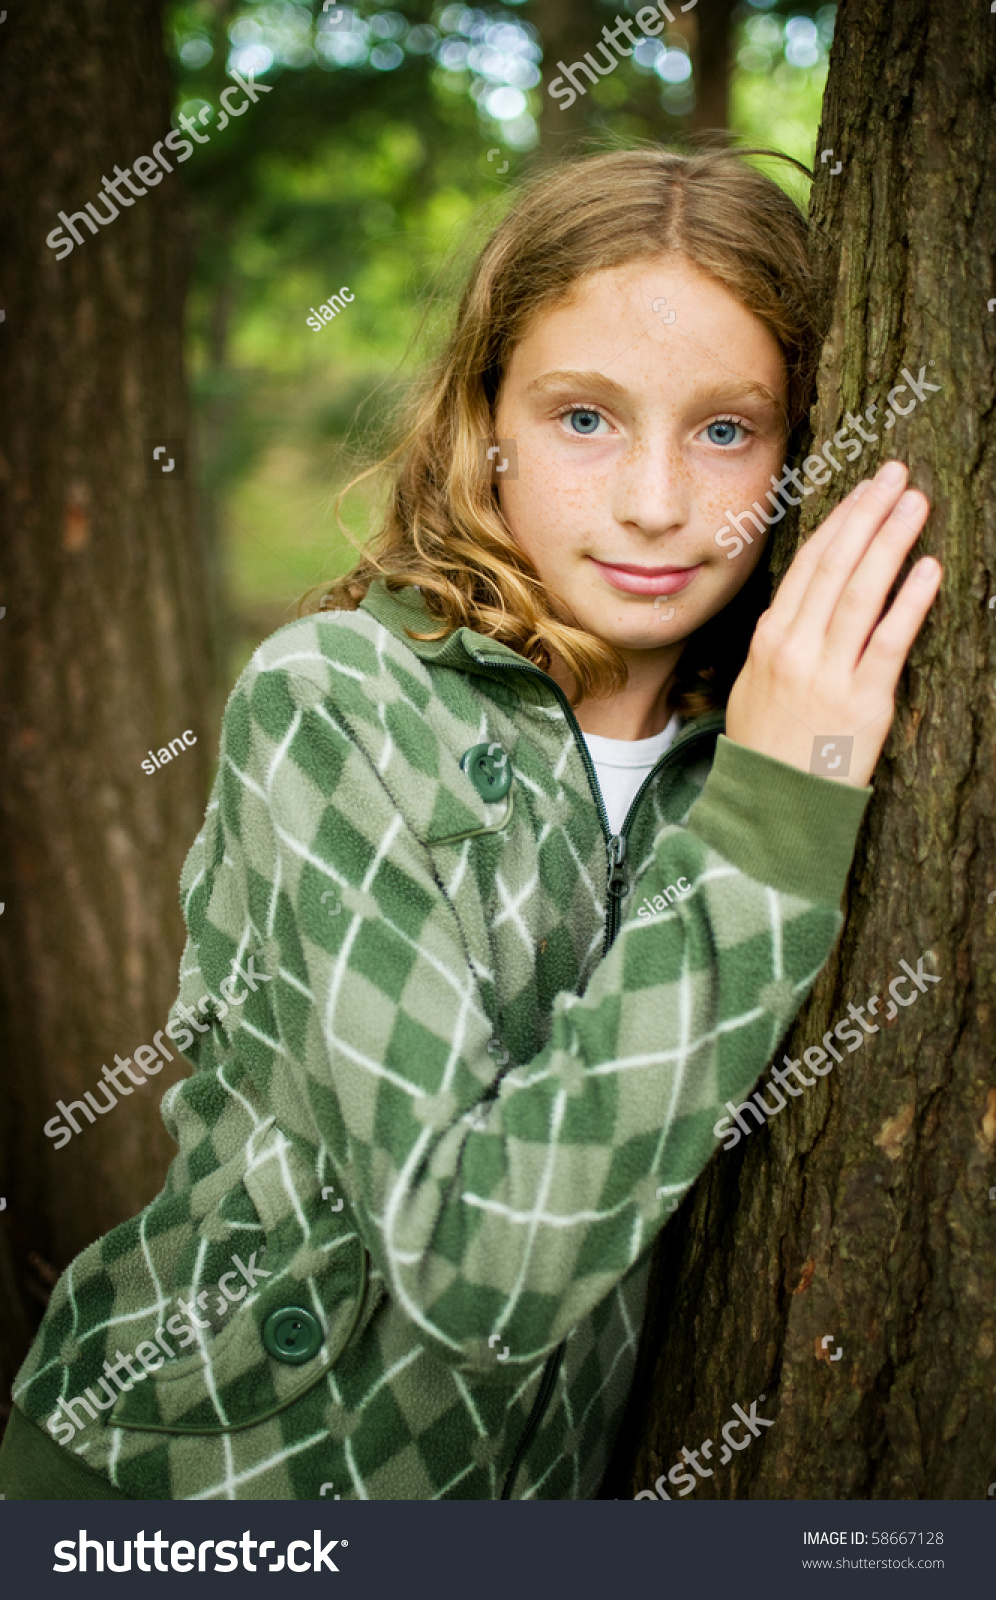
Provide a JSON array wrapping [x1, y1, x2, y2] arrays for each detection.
[[765, 479, 873, 624], [787, 461, 918, 639], [824, 488, 931, 667], [854, 554, 943, 698]]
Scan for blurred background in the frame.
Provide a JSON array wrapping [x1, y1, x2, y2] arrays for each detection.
[[171, 0, 834, 684]]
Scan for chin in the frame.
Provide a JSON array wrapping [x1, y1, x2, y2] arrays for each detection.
[[595, 623, 687, 652]]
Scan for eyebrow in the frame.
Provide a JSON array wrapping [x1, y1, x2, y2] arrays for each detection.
[[694, 379, 781, 410], [524, 369, 631, 401], [524, 369, 782, 410]]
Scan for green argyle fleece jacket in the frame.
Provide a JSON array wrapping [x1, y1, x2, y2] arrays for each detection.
[[9, 580, 873, 1500]]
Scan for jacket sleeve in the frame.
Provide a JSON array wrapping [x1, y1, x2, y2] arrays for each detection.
[[213, 658, 872, 1372]]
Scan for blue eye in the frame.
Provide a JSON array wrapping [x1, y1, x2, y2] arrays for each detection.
[[566, 408, 605, 435], [706, 419, 744, 446]]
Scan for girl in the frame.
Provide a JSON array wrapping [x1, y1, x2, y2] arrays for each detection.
[[1, 148, 941, 1502]]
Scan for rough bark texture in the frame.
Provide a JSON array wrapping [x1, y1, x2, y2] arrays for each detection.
[[603, 0, 996, 1500], [0, 0, 217, 1419]]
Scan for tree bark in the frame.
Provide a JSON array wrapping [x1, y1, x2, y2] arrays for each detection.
[[603, 0, 996, 1500], [0, 0, 217, 1412]]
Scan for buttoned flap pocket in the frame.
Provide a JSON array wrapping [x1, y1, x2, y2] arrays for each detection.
[[110, 1122, 373, 1436], [422, 738, 517, 848]]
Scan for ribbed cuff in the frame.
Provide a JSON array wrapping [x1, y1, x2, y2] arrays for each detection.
[[685, 734, 873, 905]]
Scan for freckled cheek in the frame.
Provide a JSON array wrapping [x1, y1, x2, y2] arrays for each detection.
[[500, 480, 588, 569], [500, 437, 603, 543], [699, 451, 783, 529], [683, 464, 736, 540], [748, 452, 783, 502], [698, 487, 731, 536]]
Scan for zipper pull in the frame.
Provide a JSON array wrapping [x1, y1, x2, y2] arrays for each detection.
[[606, 834, 628, 898]]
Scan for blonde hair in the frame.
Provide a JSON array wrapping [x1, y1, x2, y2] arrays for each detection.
[[319, 145, 818, 715]]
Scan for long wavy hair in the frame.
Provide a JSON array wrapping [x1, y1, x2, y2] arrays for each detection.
[[317, 145, 819, 716]]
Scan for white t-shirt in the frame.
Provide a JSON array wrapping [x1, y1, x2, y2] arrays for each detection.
[[581, 714, 682, 835]]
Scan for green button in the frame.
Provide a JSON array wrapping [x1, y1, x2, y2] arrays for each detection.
[[460, 742, 512, 802], [262, 1306, 323, 1365]]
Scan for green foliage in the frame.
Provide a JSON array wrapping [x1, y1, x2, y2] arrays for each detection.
[[731, 0, 832, 199]]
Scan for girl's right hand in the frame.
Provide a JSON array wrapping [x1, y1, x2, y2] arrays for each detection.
[[724, 460, 942, 789]]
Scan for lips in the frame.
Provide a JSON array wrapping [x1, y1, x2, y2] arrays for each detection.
[[589, 559, 702, 597]]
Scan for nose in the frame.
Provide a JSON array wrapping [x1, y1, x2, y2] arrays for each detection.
[[611, 429, 687, 539]]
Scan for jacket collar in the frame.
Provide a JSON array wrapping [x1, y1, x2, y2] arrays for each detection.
[[359, 579, 525, 673], [358, 579, 726, 747]]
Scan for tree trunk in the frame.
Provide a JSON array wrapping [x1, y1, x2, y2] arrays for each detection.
[[688, 0, 738, 134], [0, 0, 217, 1418], [533, 0, 611, 152], [530, 0, 735, 153], [603, 0, 996, 1500]]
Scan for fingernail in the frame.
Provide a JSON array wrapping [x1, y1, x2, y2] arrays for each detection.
[[878, 461, 906, 486], [896, 490, 922, 514], [851, 481, 868, 499], [913, 557, 939, 582]]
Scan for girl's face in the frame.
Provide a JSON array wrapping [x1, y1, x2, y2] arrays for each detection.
[[493, 254, 788, 665]]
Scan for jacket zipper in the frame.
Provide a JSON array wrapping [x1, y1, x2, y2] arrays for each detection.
[[480, 657, 724, 951], [604, 712, 726, 937], [499, 1341, 566, 1499], [474, 656, 723, 1497]]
